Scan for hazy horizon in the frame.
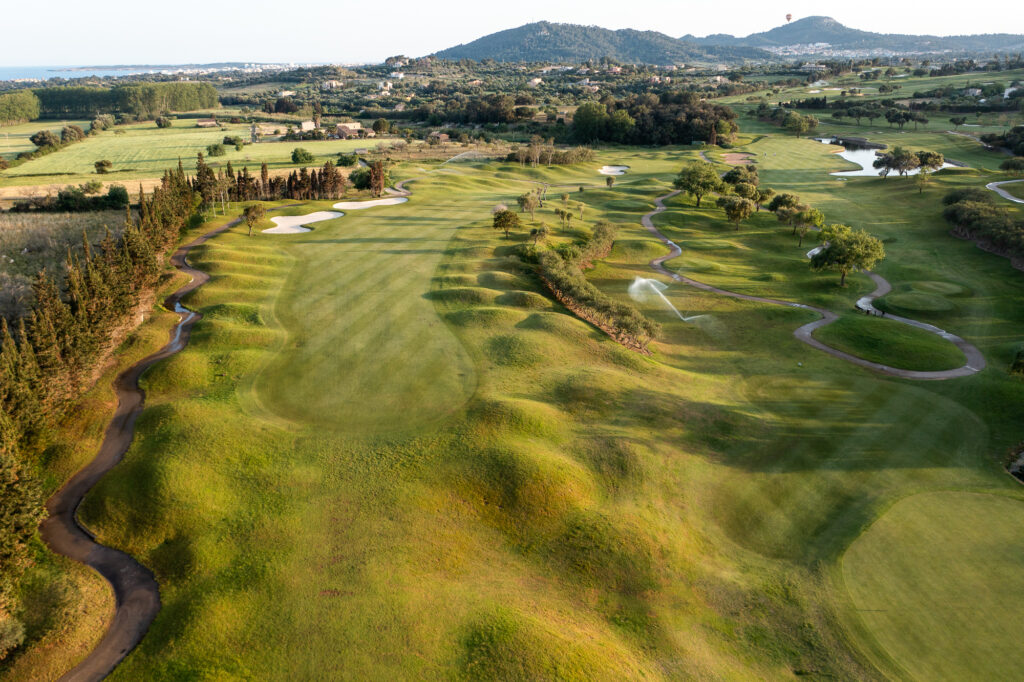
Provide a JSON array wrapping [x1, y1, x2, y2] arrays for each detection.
[[4, 0, 1024, 66]]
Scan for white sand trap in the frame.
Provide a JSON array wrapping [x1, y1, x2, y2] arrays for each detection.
[[807, 89, 822, 93], [332, 197, 409, 210], [598, 165, 629, 176], [263, 211, 343, 234]]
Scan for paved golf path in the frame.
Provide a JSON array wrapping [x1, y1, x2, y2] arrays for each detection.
[[641, 190, 985, 380], [987, 179, 1024, 204], [39, 204, 311, 681]]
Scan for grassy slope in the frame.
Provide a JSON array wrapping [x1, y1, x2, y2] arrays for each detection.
[[21, 130, 1024, 679], [0, 119, 374, 187]]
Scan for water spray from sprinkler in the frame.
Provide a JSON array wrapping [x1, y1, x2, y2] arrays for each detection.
[[628, 277, 705, 322]]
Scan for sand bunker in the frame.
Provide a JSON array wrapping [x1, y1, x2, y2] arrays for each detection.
[[722, 153, 755, 166], [332, 197, 409, 210], [598, 165, 629, 175], [263, 211, 343, 234]]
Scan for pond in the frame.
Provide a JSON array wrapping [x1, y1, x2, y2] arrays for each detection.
[[817, 139, 956, 177]]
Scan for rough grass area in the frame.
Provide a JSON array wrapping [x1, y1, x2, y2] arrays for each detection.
[[843, 492, 1024, 680], [0, 210, 128, 316], [812, 313, 967, 371], [0, 118, 373, 187]]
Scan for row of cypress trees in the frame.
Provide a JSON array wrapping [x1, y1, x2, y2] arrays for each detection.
[[192, 155, 348, 209], [0, 163, 200, 659]]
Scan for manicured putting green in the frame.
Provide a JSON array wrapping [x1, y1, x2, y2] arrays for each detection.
[[811, 313, 966, 371], [843, 492, 1024, 681]]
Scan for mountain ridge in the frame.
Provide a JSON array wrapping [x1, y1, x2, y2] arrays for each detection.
[[432, 17, 1024, 64]]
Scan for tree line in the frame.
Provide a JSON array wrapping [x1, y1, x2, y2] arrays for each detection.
[[0, 90, 41, 126], [572, 92, 739, 146], [33, 82, 218, 119], [190, 154, 350, 208], [0, 165, 201, 660]]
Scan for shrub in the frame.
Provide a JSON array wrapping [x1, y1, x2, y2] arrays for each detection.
[[0, 615, 25, 662], [206, 143, 226, 157], [60, 125, 86, 144], [336, 152, 358, 166], [291, 147, 315, 164], [29, 129, 59, 149], [155, 116, 173, 128], [1011, 349, 1024, 376], [94, 159, 112, 174], [1001, 157, 1024, 176]]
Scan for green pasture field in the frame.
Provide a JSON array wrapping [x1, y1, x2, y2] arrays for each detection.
[[10, 127, 1024, 679], [0, 118, 378, 187], [0, 119, 92, 161]]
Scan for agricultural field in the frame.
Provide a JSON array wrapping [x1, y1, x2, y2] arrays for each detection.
[[9, 120, 1023, 680], [0, 118, 377, 187]]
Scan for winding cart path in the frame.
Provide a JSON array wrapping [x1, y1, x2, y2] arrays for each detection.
[[40, 213, 252, 681], [641, 190, 985, 380]]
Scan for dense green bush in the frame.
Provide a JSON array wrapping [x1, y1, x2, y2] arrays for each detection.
[[943, 190, 1024, 259], [535, 228, 659, 350], [291, 147, 315, 164]]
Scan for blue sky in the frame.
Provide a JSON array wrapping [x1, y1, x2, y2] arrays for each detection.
[[5, 0, 1023, 65]]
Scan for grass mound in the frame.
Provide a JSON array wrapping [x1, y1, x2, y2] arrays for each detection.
[[435, 274, 477, 287], [467, 398, 565, 439], [427, 287, 498, 305], [752, 272, 786, 282], [813, 314, 966, 371], [610, 239, 666, 260], [682, 256, 725, 274], [200, 303, 263, 326], [577, 438, 645, 495], [910, 280, 966, 296], [844, 492, 1024, 680], [517, 312, 596, 342], [883, 292, 955, 313], [477, 271, 528, 289], [445, 307, 523, 328], [458, 606, 635, 681], [549, 510, 656, 599], [470, 445, 593, 532], [495, 290, 551, 309], [485, 334, 542, 367]]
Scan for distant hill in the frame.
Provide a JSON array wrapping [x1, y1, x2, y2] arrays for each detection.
[[682, 16, 1024, 54], [432, 22, 769, 64]]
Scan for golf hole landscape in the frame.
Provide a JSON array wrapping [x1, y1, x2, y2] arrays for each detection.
[[2, 14, 1024, 682]]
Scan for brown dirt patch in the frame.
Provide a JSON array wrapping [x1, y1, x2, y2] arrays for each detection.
[[722, 152, 755, 166]]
